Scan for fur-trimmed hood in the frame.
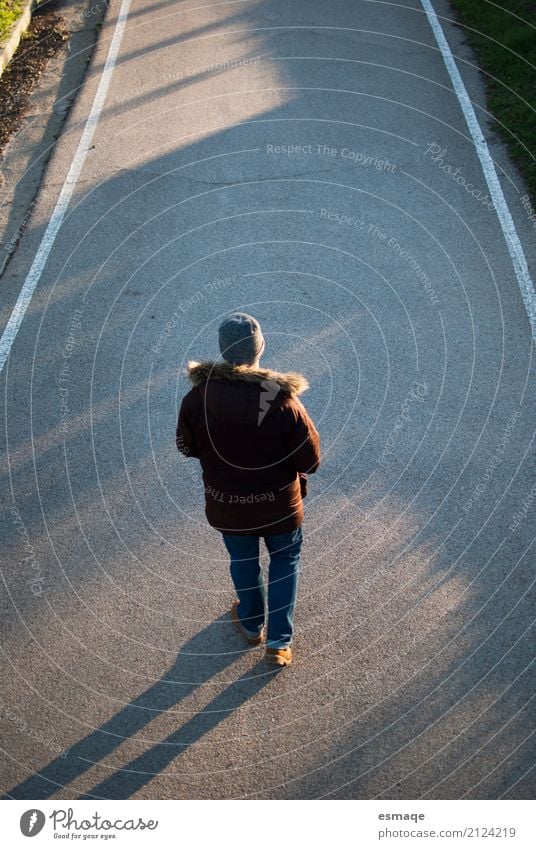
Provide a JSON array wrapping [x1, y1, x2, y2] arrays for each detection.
[[185, 359, 309, 397]]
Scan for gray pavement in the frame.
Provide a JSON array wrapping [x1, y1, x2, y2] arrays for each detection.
[[0, 0, 535, 800]]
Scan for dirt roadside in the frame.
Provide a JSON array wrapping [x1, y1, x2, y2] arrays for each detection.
[[0, 0, 108, 277]]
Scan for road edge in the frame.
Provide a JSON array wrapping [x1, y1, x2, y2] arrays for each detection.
[[0, 0, 128, 371]]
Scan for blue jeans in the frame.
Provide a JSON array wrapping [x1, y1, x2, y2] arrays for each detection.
[[222, 527, 303, 649]]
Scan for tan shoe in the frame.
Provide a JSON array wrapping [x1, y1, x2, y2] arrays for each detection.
[[265, 647, 292, 667], [231, 601, 264, 645]]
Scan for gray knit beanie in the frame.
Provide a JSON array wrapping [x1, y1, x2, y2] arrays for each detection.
[[218, 312, 265, 365]]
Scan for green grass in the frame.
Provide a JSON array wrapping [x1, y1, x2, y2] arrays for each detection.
[[451, 0, 536, 200], [0, 0, 23, 43]]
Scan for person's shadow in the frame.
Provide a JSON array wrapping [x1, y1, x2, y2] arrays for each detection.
[[5, 619, 275, 799]]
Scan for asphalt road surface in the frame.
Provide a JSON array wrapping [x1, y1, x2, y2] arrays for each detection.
[[1, 0, 535, 800]]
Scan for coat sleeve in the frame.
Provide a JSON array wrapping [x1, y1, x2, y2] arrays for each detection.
[[285, 398, 321, 474], [176, 390, 200, 458]]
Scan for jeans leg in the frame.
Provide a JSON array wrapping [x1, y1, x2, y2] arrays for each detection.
[[221, 534, 265, 634], [264, 527, 303, 649]]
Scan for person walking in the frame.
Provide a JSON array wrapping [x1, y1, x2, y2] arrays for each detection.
[[176, 312, 321, 667]]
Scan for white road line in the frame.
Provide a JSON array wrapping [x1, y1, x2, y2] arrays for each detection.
[[421, 0, 536, 343], [0, 0, 132, 375]]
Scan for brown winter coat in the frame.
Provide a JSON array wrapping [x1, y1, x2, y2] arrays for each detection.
[[176, 360, 321, 535]]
